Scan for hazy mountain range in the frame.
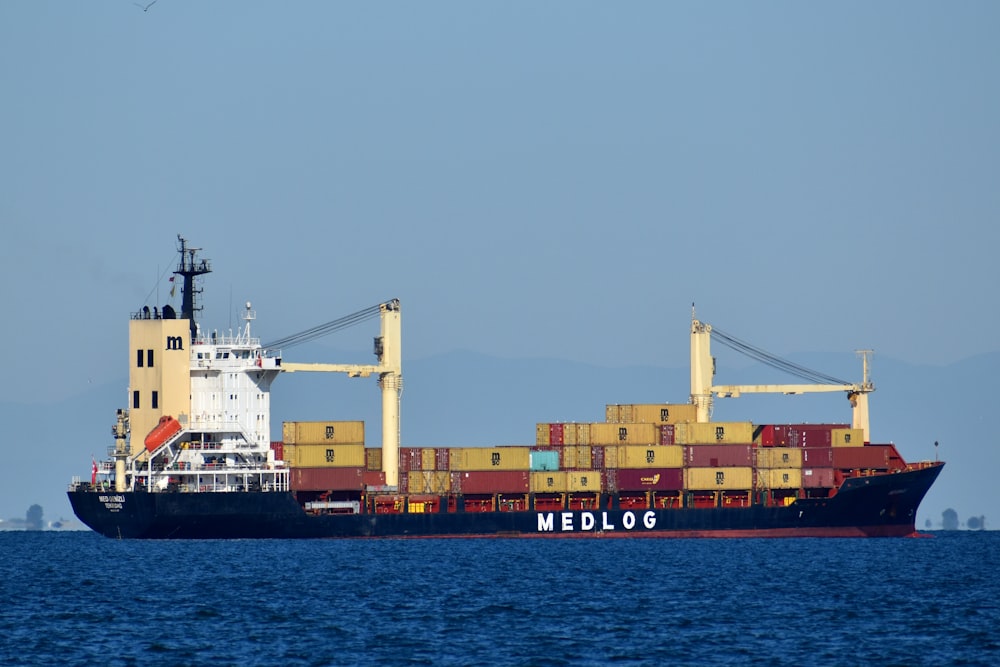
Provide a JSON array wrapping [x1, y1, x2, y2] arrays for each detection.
[[3, 346, 995, 530]]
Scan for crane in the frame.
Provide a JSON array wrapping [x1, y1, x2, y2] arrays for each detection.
[[689, 309, 874, 441], [275, 299, 403, 487]]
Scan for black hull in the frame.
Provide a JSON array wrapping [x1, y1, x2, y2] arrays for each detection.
[[69, 463, 943, 539]]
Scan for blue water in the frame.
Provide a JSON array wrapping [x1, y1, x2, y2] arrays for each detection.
[[1, 532, 998, 666]]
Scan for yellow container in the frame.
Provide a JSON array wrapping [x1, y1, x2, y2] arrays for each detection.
[[285, 443, 366, 468], [604, 445, 619, 469], [567, 471, 602, 492], [574, 423, 591, 446], [675, 421, 754, 445], [407, 470, 451, 494], [562, 445, 592, 469], [365, 448, 382, 471], [759, 468, 802, 489], [619, 445, 683, 469], [421, 448, 437, 471], [282, 421, 365, 445], [449, 447, 531, 471], [536, 424, 550, 446], [756, 447, 802, 469], [832, 428, 865, 447], [589, 422, 660, 445], [684, 467, 754, 490], [606, 404, 696, 424], [531, 471, 567, 493]]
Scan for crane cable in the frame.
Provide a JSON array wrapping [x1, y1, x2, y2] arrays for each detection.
[[709, 326, 851, 386], [263, 303, 383, 350]]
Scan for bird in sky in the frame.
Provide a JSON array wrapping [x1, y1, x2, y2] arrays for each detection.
[[133, 0, 157, 11]]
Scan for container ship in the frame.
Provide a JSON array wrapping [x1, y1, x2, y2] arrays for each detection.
[[68, 238, 943, 539]]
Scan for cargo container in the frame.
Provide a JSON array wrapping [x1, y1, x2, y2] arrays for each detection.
[[450, 470, 530, 494], [365, 448, 382, 472], [573, 423, 591, 446], [398, 447, 422, 472], [531, 471, 566, 493], [536, 423, 550, 446], [684, 467, 754, 491], [289, 466, 364, 491], [270, 441, 283, 462], [685, 444, 752, 468], [801, 468, 835, 488], [801, 447, 834, 467], [562, 445, 592, 470], [283, 443, 366, 468], [614, 468, 684, 491], [589, 422, 660, 445], [282, 421, 365, 445], [759, 468, 802, 489], [756, 447, 803, 469], [618, 445, 683, 468], [659, 424, 675, 446], [420, 448, 437, 471], [363, 470, 386, 487], [675, 421, 754, 445], [833, 446, 891, 469], [407, 470, 451, 494], [530, 449, 560, 472], [605, 403, 697, 424], [832, 428, 865, 447], [567, 471, 601, 492], [449, 447, 531, 471]]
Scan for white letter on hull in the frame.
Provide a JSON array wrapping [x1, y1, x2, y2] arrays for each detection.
[[561, 512, 574, 532], [538, 513, 554, 532], [602, 512, 615, 530], [623, 511, 636, 530], [581, 512, 595, 531], [643, 511, 656, 529]]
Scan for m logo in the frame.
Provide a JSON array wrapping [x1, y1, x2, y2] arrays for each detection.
[[165, 336, 184, 351], [325, 426, 335, 439], [491, 452, 501, 466], [325, 449, 335, 463]]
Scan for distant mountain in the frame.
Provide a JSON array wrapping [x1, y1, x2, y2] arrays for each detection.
[[4, 346, 996, 531]]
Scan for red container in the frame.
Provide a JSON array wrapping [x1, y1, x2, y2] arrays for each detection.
[[801, 468, 835, 488], [549, 423, 564, 446], [436, 448, 450, 471], [758, 425, 776, 446], [801, 447, 834, 467], [659, 424, 675, 446], [685, 445, 752, 468], [591, 446, 605, 470], [614, 467, 684, 491], [833, 446, 890, 469], [363, 471, 386, 487], [450, 470, 530, 494], [289, 466, 364, 491], [399, 448, 422, 472], [270, 441, 284, 461]]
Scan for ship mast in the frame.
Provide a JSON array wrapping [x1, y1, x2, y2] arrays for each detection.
[[173, 235, 211, 341]]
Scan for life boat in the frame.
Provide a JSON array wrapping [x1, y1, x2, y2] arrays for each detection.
[[144, 415, 182, 452]]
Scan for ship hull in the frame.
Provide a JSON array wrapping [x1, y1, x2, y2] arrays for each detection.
[[68, 463, 942, 539]]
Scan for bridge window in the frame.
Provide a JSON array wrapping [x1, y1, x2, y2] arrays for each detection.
[[136, 350, 143, 368], [152, 391, 158, 409], [132, 391, 140, 409], [147, 349, 154, 367]]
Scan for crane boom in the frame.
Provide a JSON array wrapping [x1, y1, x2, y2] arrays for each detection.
[[278, 299, 402, 486], [690, 311, 874, 441]]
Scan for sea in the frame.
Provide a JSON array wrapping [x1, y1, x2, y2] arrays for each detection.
[[1, 531, 997, 667]]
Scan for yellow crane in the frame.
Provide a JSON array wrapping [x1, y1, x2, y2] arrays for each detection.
[[689, 310, 874, 441], [277, 299, 403, 486]]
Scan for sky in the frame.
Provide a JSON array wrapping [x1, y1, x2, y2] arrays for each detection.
[[1, 3, 998, 524]]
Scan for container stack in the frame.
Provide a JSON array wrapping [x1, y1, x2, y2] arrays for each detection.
[[279, 412, 907, 508]]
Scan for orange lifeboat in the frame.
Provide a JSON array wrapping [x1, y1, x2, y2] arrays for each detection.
[[144, 415, 182, 452]]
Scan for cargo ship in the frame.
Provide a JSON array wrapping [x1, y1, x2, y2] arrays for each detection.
[[68, 238, 943, 539]]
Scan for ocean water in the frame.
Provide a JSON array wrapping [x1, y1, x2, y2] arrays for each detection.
[[1, 531, 997, 666]]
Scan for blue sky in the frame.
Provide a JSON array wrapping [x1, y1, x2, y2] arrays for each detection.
[[1, 3, 998, 522]]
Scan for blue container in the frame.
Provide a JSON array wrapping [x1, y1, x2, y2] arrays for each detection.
[[530, 450, 559, 472]]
